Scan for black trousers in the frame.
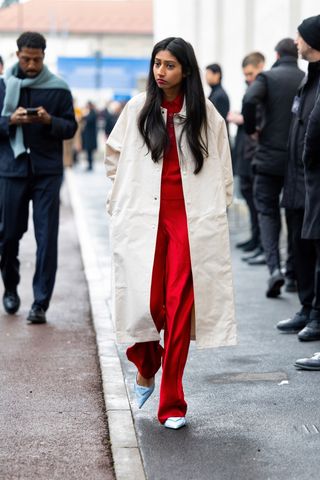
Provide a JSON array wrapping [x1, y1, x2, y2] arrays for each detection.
[[253, 173, 294, 275], [315, 240, 320, 313], [239, 174, 260, 243], [86, 149, 94, 170], [290, 209, 318, 309], [0, 174, 62, 311], [284, 209, 295, 280]]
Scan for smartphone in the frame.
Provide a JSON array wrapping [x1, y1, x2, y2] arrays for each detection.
[[26, 107, 39, 116]]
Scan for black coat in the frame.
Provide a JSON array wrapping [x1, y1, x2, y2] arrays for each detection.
[[233, 124, 257, 177], [301, 80, 320, 239], [282, 61, 320, 210], [0, 78, 77, 177], [82, 109, 97, 152], [242, 56, 304, 176], [234, 95, 262, 177], [208, 83, 230, 120]]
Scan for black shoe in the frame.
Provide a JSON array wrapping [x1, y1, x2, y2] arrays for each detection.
[[298, 315, 320, 341], [242, 239, 260, 252], [277, 308, 310, 333], [285, 278, 297, 293], [242, 246, 263, 262], [247, 253, 267, 266], [27, 306, 47, 324], [295, 352, 320, 370], [266, 268, 284, 298], [3, 290, 20, 314], [236, 238, 252, 249]]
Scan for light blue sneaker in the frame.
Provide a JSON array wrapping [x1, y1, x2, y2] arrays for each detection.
[[134, 378, 155, 409], [164, 417, 186, 430]]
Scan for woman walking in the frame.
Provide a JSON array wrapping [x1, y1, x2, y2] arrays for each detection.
[[105, 37, 236, 429]]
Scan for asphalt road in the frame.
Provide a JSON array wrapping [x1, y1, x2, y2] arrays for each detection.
[[12, 160, 320, 480], [0, 182, 115, 480], [120, 205, 320, 480], [71, 161, 320, 480]]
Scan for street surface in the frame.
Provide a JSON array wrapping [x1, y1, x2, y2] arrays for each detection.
[[2, 158, 320, 480], [0, 182, 114, 480], [72, 161, 320, 480]]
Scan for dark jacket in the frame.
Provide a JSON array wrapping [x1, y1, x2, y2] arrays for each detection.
[[208, 83, 230, 120], [282, 61, 320, 210], [301, 78, 320, 239], [242, 56, 304, 176], [104, 108, 118, 136], [234, 96, 262, 177], [82, 108, 97, 152], [0, 76, 77, 177], [233, 124, 258, 177], [303, 80, 320, 168]]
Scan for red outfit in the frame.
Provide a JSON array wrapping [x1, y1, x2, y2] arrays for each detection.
[[126, 94, 194, 423]]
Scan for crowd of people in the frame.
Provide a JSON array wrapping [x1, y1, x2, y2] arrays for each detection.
[[63, 98, 125, 171], [0, 15, 320, 431], [206, 15, 320, 371]]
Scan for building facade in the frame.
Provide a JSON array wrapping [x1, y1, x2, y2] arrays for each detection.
[[153, 0, 320, 110], [0, 0, 153, 105]]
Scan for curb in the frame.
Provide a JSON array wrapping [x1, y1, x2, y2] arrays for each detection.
[[65, 169, 146, 480]]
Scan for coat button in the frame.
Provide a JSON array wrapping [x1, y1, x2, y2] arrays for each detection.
[[154, 196, 158, 200]]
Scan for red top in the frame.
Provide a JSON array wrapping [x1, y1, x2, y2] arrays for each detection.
[[161, 94, 184, 200]]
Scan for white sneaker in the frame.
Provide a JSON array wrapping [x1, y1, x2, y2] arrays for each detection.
[[164, 417, 186, 430]]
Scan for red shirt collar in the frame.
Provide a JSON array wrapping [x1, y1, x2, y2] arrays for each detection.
[[161, 93, 184, 113]]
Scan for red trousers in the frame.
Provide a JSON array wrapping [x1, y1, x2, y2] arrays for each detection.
[[127, 198, 194, 424]]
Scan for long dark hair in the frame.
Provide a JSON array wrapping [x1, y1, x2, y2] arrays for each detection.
[[138, 37, 208, 174]]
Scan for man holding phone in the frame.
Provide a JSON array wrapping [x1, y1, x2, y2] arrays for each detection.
[[0, 31, 77, 323]]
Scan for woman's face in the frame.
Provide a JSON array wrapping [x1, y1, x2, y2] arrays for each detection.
[[153, 50, 184, 97]]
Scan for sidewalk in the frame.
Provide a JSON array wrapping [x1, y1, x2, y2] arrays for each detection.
[[0, 182, 114, 480], [69, 160, 320, 480], [3, 159, 320, 480]]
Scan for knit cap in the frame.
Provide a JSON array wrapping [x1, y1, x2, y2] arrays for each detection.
[[298, 15, 320, 51]]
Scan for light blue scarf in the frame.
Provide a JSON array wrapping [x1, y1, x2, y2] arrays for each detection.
[[1, 63, 70, 158]]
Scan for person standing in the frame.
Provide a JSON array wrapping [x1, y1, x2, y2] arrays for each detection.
[[82, 100, 97, 171], [228, 52, 265, 257], [205, 63, 230, 121], [242, 38, 304, 298], [278, 15, 320, 342], [105, 37, 236, 429], [294, 83, 320, 370], [0, 31, 77, 323]]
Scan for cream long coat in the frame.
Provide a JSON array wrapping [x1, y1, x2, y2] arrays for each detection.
[[105, 92, 236, 348]]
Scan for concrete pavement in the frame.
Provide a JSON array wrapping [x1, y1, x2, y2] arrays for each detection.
[[3, 158, 320, 480], [69, 160, 320, 480]]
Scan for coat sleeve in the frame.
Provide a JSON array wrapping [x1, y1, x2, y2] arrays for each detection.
[[105, 102, 129, 182], [303, 90, 320, 167], [242, 74, 267, 135], [217, 117, 233, 207], [49, 90, 78, 140], [0, 79, 10, 139]]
